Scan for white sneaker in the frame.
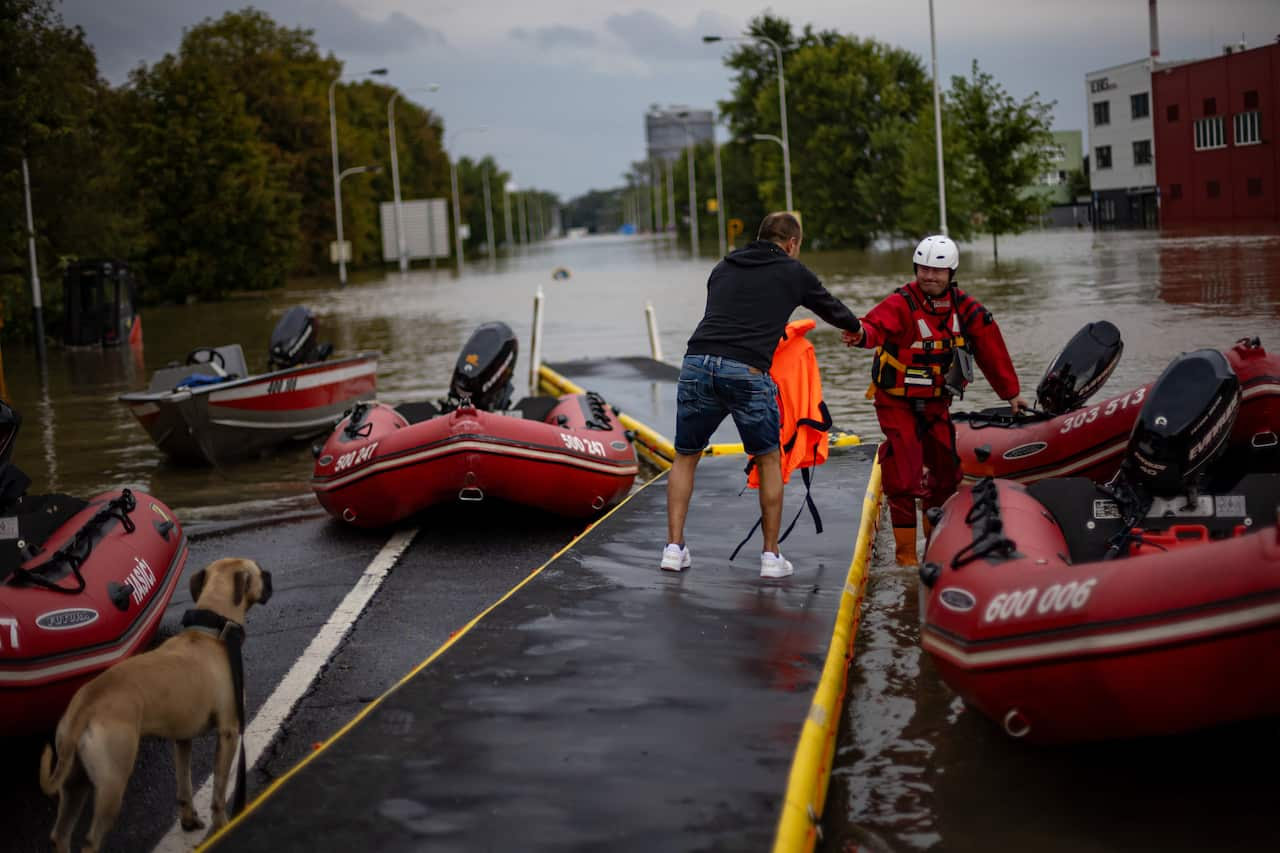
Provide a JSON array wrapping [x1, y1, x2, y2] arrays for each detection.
[[660, 543, 691, 572], [760, 551, 794, 579]]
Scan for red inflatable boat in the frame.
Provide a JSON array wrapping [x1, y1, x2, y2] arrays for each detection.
[[310, 321, 637, 528], [311, 395, 638, 528], [919, 349, 1280, 743], [1, 488, 188, 735], [954, 335, 1280, 484]]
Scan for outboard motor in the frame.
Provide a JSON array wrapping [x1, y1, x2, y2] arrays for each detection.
[[1036, 321, 1123, 415], [448, 322, 518, 411], [0, 400, 29, 507], [1125, 349, 1240, 497], [268, 306, 333, 370]]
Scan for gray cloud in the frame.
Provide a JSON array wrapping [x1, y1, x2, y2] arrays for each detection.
[[509, 25, 598, 50], [61, 0, 444, 81], [604, 10, 737, 62]]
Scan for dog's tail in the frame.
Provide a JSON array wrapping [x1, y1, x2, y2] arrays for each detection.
[[39, 716, 84, 796]]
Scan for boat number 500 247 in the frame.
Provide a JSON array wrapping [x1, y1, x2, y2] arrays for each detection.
[[983, 579, 1098, 623], [560, 433, 606, 457], [335, 442, 379, 472]]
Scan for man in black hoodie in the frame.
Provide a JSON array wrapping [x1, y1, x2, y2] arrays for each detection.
[[662, 212, 864, 578]]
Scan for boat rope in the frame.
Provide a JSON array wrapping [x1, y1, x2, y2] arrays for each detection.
[[582, 391, 614, 430], [952, 478, 1019, 568], [8, 490, 136, 595], [342, 402, 374, 439]]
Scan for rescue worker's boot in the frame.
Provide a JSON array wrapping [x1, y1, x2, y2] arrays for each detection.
[[893, 526, 919, 567]]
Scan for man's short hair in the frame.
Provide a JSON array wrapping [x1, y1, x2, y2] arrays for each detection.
[[757, 212, 802, 244]]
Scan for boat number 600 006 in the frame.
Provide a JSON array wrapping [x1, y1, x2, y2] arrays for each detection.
[[982, 578, 1098, 623], [560, 433, 606, 457], [334, 441, 379, 473]]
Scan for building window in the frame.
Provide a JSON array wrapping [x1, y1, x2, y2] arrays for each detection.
[[1093, 101, 1110, 126], [1194, 116, 1225, 150], [1131, 92, 1150, 120], [1206, 180, 1220, 199], [1247, 178, 1263, 198], [1100, 199, 1116, 222], [1167, 104, 1180, 122], [1203, 98, 1217, 116], [1095, 145, 1112, 169], [1234, 111, 1262, 145], [1170, 184, 1182, 200], [1133, 139, 1153, 165], [1244, 90, 1259, 110]]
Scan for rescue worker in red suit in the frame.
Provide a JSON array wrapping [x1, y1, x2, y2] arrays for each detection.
[[843, 235, 1028, 566]]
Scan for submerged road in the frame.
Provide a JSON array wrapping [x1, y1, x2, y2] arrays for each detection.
[[2, 502, 586, 853]]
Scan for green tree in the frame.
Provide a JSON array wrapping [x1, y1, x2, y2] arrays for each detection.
[[751, 35, 930, 247], [947, 61, 1055, 263], [455, 156, 512, 258], [0, 0, 138, 338], [897, 95, 979, 243], [126, 50, 298, 301]]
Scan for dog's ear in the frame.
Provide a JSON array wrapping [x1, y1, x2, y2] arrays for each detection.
[[233, 570, 247, 607], [189, 568, 207, 603], [258, 570, 273, 605]]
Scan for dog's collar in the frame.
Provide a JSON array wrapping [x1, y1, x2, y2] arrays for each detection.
[[181, 608, 245, 642]]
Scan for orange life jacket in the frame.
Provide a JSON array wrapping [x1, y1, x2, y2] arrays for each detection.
[[748, 318, 832, 488], [870, 285, 968, 399]]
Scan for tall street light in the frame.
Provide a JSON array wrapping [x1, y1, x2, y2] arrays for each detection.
[[448, 126, 488, 274], [713, 134, 726, 257], [330, 67, 388, 286], [929, 0, 949, 235], [703, 34, 791, 212], [336, 164, 383, 276], [503, 181, 516, 249], [21, 155, 45, 364], [674, 111, 699, 257], [481, 167, 496, 265], [387, 84, 440, 274]]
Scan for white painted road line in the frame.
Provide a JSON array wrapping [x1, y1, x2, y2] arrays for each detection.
[[152, 526, 420, 853]]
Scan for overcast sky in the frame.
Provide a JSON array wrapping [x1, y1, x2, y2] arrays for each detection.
[[61, 0, 1278, 200]]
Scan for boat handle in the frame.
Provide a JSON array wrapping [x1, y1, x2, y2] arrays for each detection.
[[458, 487, 484, 502], [1253, 431, 1277, 449]]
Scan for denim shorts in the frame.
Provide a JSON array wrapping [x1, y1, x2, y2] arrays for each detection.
[[674, 355, 780, 456]]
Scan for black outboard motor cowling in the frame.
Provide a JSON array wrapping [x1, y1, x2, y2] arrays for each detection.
[[1036, 321, 1123, 415], [268, 306, 333, 370], [450, 322, 518, 411], [1125, 349, 1240, 496]]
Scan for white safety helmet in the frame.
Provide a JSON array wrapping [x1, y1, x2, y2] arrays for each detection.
[[913, 235, 959, 271]]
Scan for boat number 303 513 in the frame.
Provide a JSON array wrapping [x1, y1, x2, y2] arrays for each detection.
[[1059, 388, 1147, 434], [983, 579, 1098, 623], [334, 442, 379, 473], [560, 433, 606, 457]]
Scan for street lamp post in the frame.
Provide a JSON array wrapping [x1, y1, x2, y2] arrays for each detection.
[[387, 84, 440, 274], [704, 34, 791, 212], [330, 67, 387, 286], [448, 126, 488, 274], [336, 164, 383, 275], [928, 0, 948, 235], [713, 136, 726, 257], [481, 167, 496, 264], [21, 155, 45, 363], [673, 111, 699, 257], [503, 181, 516, 249]]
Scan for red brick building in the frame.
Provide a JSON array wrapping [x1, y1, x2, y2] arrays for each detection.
[[1153, 41, 1279, 223]]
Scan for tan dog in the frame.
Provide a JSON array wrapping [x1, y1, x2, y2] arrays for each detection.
[[39, 557, 272, 853]]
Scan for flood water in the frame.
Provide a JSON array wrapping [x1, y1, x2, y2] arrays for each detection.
[[6, 225, 1280, 849]]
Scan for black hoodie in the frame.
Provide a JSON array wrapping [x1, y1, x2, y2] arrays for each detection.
[[684, 240, 861, 371]]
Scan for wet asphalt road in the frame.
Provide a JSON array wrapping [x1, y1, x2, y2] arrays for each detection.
[[2, 503, 586, 853]]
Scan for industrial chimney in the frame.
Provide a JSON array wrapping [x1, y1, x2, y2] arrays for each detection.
[[1149, 0, 1160, 59]]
